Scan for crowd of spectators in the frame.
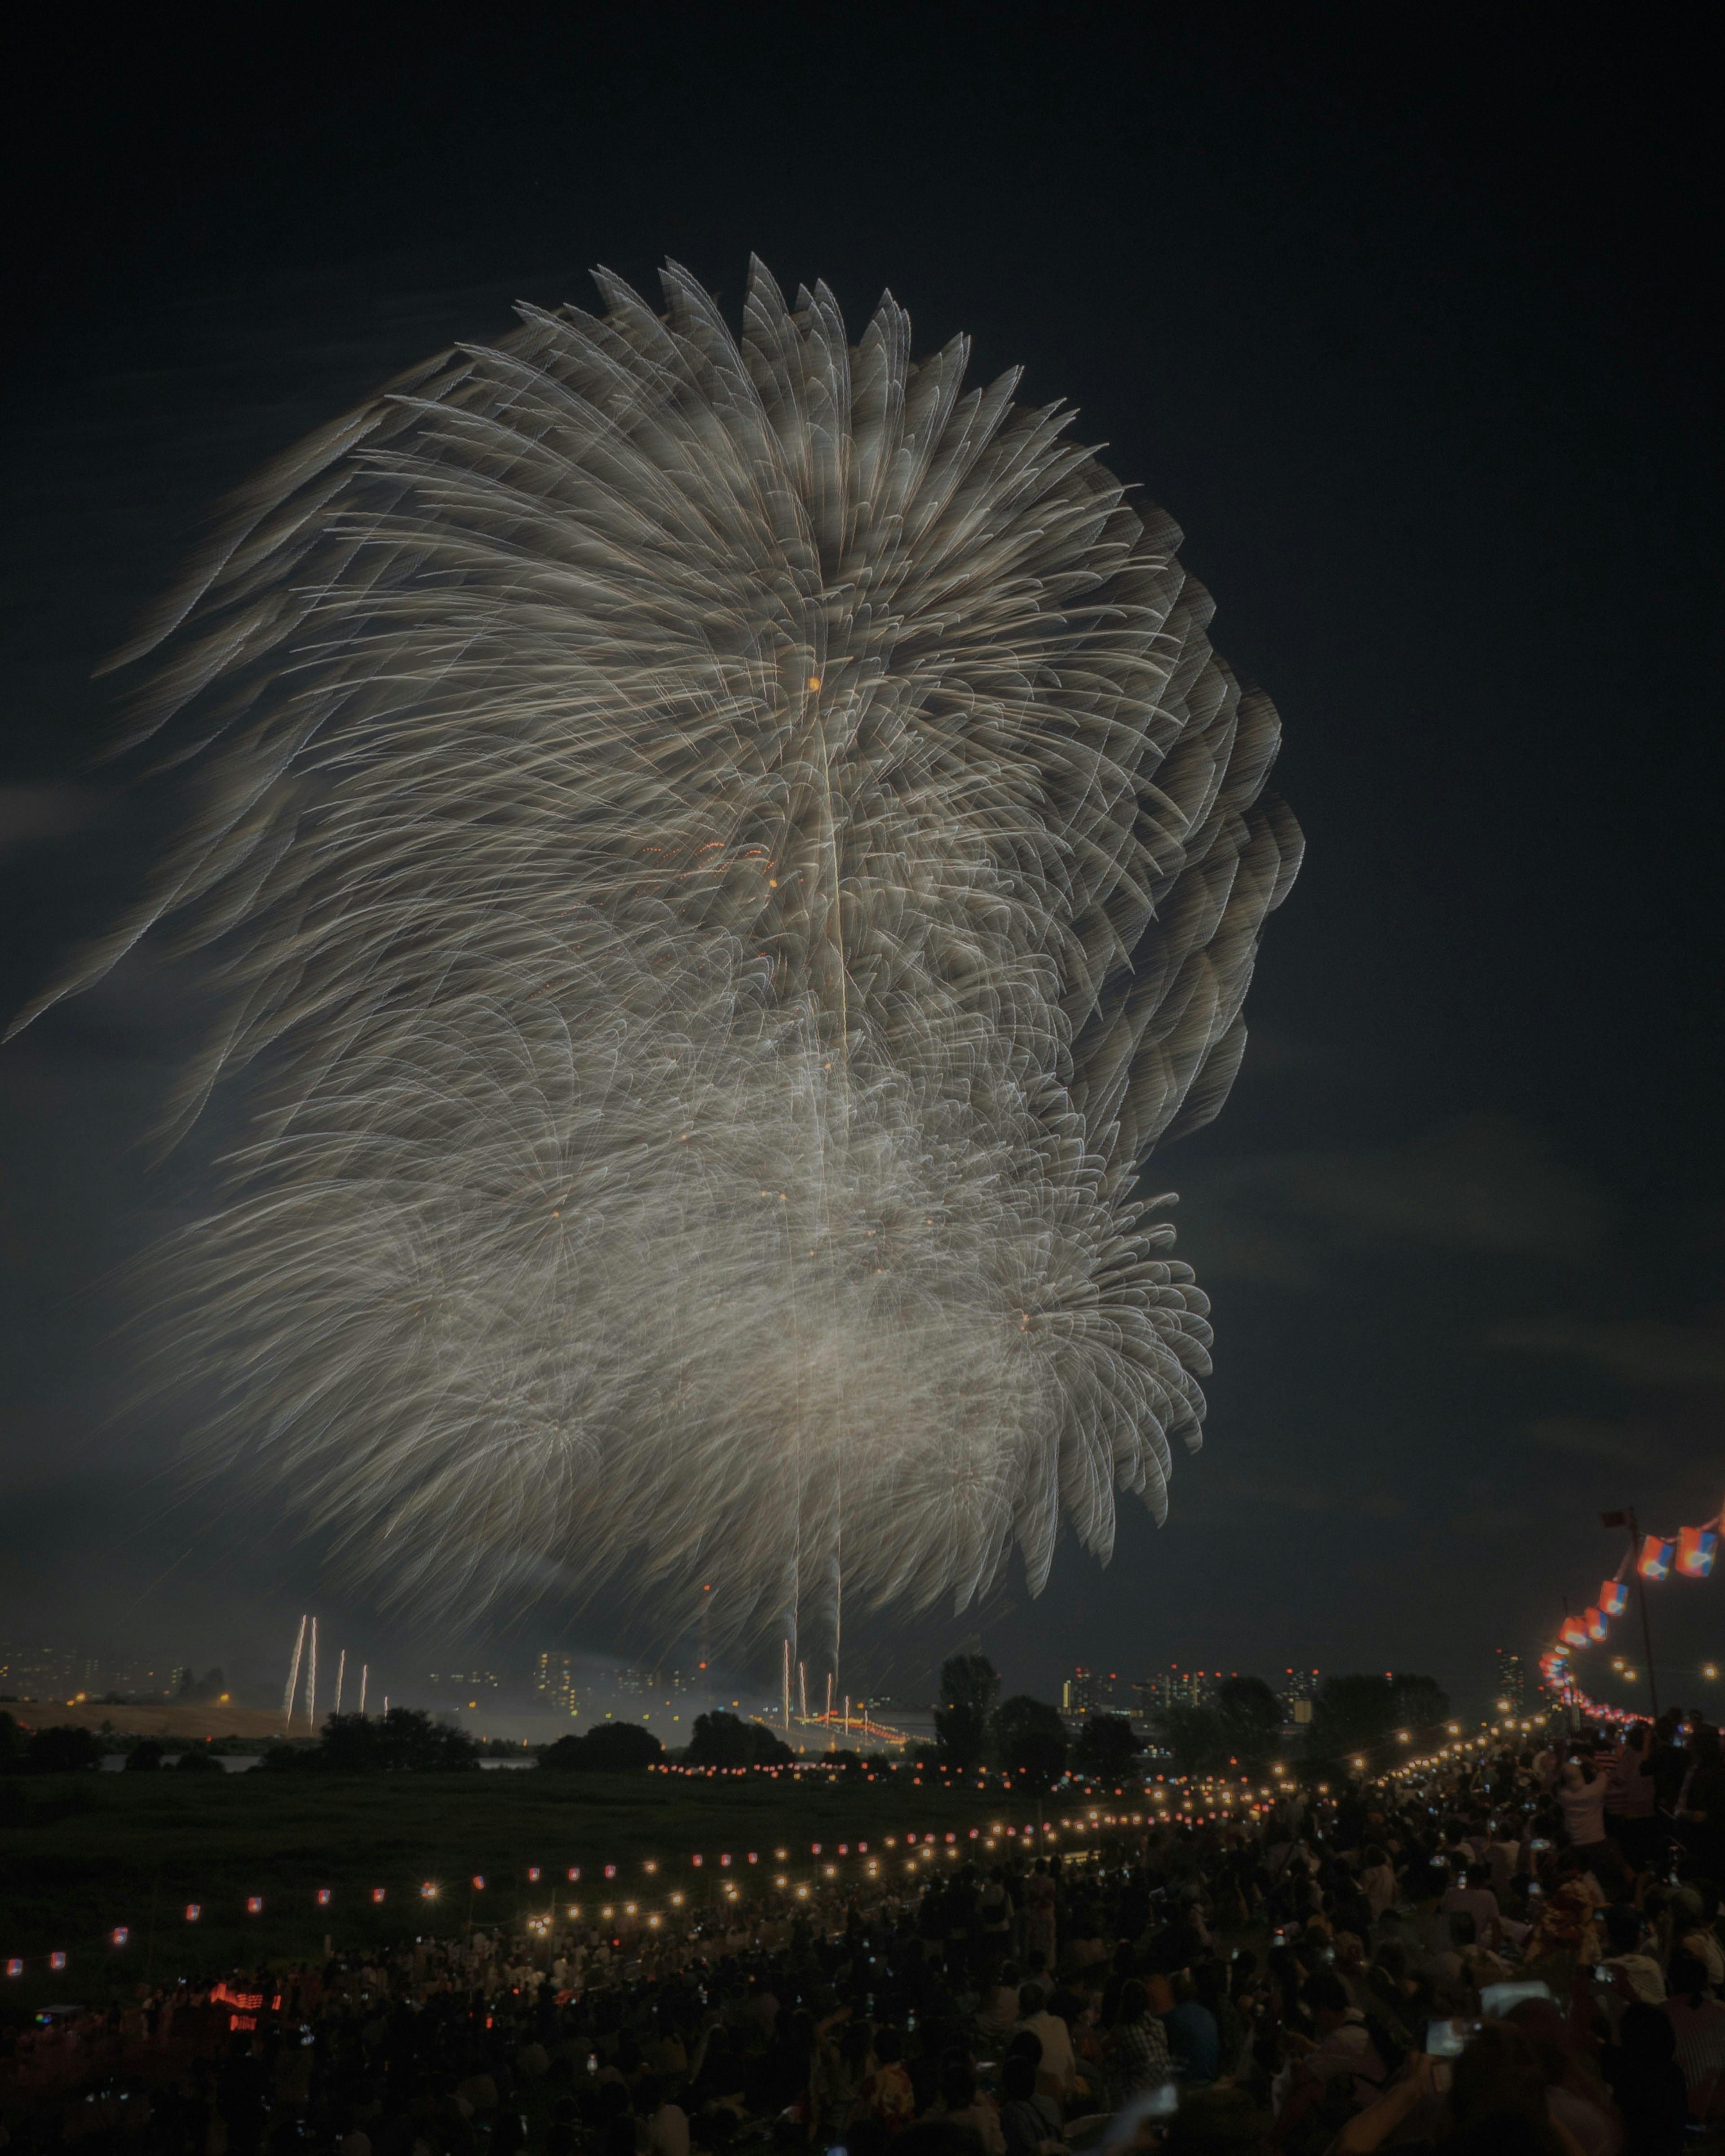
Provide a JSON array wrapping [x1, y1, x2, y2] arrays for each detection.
[[10, 1708, 1725, 2156]]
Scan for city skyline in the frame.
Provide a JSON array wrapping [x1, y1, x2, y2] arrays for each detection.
[[0, 1632, 1593, 1732]]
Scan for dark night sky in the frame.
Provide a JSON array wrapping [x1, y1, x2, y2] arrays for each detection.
[[1, 10, 1720, 1716]]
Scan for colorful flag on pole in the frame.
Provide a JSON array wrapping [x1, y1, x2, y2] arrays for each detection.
[[1677, 1527, 1718, 1578], [1601, 1581, 1629, 1617], [1640, 1536, 1675, 1582], [1586, 1606, 1608, 1640]]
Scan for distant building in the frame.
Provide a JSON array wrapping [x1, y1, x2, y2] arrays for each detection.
[[427, 1666, 502, 1705], [0, 1645, 102, 1700], [1134, 1667, 1220, 1716], [99, 1657, 183, 1699], [1061, 1666, 1121, 1714], [534, 1650, 580, 1718], [1278, 1668, 1320, 1726], [0, 1646, 222, 1705], [1492, 1648, 1527, 1717]]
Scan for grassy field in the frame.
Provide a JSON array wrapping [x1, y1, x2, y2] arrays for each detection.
[[0, 1765, 1079, 2006]]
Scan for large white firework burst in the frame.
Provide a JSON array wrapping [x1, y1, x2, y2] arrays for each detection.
[[27, 260, 1300, 1661]]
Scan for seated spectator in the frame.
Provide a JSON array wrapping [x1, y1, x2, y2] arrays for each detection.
[[1361, 1940, 1427, 2053], [1486, 1820, 1523, 1895], [1524, 1850, 1606, 1982], [1358, 1846, 1398, 1919], [1504, 1996, 1618, 2156], [642, 2078, 690, 2156], [931, 2060, 1004, 2156], [1012, 1985, 1073, 2105], [1441, 1864, 1502, 1944], [1603, 2002, 1687, 2156], [1430, 1912, 1483, 2013], [811, 2019, 871, 2143], [1344, 2023, 1572, 2154], [1662, 1950, 1725, 2122], [859, 2028, 916, 2134], [1159, 2086, 1273, 2155], [975, 1963, 1021, 2035], [1192, 1958, 1244, 2084], [1106, 1980, 1170, 2101], [1673, 1880, 1725, 1992], [1601, 1904, 1667, 2005], [1051, 1984, 1107, 2108], [1276, 1970, 1389, 2147], [1162, 1970, 1221, 2086], [996, 2056, 1060, 2156]]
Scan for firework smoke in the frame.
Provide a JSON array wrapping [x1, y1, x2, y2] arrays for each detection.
[[25, 261, 1300, 1662]]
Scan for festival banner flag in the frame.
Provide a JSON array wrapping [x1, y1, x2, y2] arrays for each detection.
[[1601, 1581, 1629, 1617], [1677, 1527, 1718, 1578], [1640, 1536, 1675, 1581]]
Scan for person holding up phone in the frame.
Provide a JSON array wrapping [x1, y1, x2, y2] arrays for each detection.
[[1332, 2025, 1593, 2155], [1557, 1754, 1610, 1863]]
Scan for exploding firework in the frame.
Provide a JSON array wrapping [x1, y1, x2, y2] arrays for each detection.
[[24, 260, 1300, 1661]]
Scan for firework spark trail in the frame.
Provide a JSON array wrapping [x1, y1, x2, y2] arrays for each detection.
[[26, 260, 1300, 1666], [282, 1616, 306, 1733]]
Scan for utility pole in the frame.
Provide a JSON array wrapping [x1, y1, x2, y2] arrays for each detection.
[[1602, 1509, 1660, 1720]]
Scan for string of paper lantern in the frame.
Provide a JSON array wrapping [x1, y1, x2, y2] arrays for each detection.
[[1541, 1506, 1722, 1713], [2, 1788, 1287, 1978]]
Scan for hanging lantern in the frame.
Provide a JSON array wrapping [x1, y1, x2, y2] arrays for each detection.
[[5, 1959, 21, 1977], [1586, 1607, 1608, 1641], [316, 1889, 332, 1906], [372, 1888, 385, 1903], [1641, 1536, 1676, 1581], [1678, 1527, 1718, 1578], [247, 1897, 263, 1914], [527, 1867, 541, 1882], [111, 1928, 129, 1948], [50, 1953, 66, 1971], [185, 1905, 201, 1922], [1561, 1620, 1588, 1648], [1601, 1581, 1629, 1617]]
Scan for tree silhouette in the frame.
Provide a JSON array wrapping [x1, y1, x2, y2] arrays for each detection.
[[995, 1693, 1068, 1787], [935, 1654, 1000, 1769]]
